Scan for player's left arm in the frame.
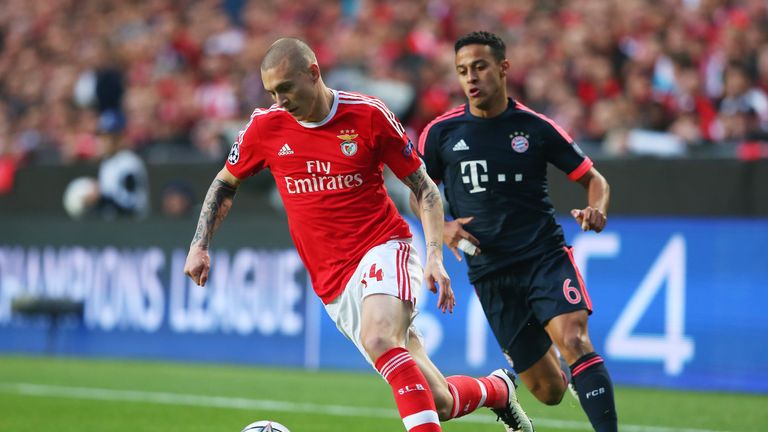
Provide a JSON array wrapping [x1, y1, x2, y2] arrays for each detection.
[[374, 101, 454, 312], [571, 167, 610, 232], [411, 124, 479, 261], [539, 116, 610, 233], [402, 165, 455, 313]]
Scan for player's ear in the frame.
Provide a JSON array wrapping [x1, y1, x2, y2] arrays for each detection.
[[499, 59, 510, 77], [309, 63, 321, 82]]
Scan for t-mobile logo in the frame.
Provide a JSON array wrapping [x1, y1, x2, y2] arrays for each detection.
[[460, 160, 488, 193]]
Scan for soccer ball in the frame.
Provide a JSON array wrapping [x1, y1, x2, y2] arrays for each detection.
[[240, 420, 291, 432], [62, 176, 98, 219]]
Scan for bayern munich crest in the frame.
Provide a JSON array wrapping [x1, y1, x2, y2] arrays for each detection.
[[338, 130, 359, 157], [510, 133, 529, 153]]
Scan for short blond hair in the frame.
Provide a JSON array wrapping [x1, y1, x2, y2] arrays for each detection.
[[260, 37, 317, 72]]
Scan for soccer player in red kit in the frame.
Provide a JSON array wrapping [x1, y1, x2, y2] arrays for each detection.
[[184, 38, 533, 432]]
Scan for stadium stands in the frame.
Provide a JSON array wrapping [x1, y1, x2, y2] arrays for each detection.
[[1, 0, 767, 171]]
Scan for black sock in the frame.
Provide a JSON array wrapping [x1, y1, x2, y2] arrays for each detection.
[[570, 352, 618, 432]]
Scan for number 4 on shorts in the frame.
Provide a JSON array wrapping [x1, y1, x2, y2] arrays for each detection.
[[369, 264, 383, 281]]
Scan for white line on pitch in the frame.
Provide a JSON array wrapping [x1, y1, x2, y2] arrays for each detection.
[[0, 382, 727, 432]]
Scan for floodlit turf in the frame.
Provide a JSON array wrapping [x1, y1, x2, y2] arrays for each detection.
[[0, 355, 766, 432]]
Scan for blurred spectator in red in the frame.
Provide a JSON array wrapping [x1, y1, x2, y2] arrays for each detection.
[[2, 0, 768, 169], [663, 57, 719, 144]]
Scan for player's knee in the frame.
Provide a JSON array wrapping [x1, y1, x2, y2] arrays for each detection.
[[529, 379, 565, 406], [362, 333, 400, 360], [557, 332, 591, 359], [539, 387, 566, 406]]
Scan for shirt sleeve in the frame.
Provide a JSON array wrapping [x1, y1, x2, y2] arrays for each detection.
[[541, 118, 593, 181], [417, 124, 444, 183], [372, 105, 422, 179], [225, 113, 267, 179]]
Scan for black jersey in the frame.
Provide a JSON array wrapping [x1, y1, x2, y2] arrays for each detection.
[[418, 99, 593, 282]]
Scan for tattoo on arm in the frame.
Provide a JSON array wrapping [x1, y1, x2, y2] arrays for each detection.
[[404, 166, 444, 256], [403, 166, 441, 214], [191, 179, 237, 249]]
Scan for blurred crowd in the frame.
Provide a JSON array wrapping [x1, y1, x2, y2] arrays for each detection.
[[2, 0, 768, 181]]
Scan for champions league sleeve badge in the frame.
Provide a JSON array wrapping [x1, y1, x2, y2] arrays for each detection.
[[338, 130, 359, 156], [402, 138, 415, 157], [228, 141, 240, 164], [510, 132, 530, 153]]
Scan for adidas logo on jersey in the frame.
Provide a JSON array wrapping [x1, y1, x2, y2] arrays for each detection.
[[278, 143, 294, 156], [452, 139, 469, 151]]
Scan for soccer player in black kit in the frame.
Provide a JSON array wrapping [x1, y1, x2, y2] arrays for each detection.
[[412, 31, 617, 432]]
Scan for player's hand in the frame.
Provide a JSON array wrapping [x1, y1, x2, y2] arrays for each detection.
[[444, 216, 481, 261], [571, 207, 607, 233], [424, 254, 455, 313], [184, 246, 211, 287]]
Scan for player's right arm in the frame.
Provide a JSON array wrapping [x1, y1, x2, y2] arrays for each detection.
[[183, 167, 241, 286]]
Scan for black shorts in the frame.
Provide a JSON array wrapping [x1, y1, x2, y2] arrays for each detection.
[[473, 246, 592, 373]]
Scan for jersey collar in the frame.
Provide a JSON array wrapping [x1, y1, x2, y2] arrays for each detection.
[[465, 97, 515, 119], [297, 89, 339, 128]]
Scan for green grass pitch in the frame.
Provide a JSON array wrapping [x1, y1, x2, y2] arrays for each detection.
[[0, 355, 766, 431]]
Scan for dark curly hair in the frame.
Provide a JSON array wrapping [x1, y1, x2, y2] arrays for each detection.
[[454, 31, 506, 62]]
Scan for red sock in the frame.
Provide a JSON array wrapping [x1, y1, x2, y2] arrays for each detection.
[[375, 347, 441, 431], [445, 375, 508, 419]]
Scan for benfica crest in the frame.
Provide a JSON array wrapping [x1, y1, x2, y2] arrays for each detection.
[[338, 130, 359, 157]]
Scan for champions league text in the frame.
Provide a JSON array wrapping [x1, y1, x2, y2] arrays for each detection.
[[0, 246, 305, 336]]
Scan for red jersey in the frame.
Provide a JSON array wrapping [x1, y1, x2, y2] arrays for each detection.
[[225, 90, 422, 304]]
